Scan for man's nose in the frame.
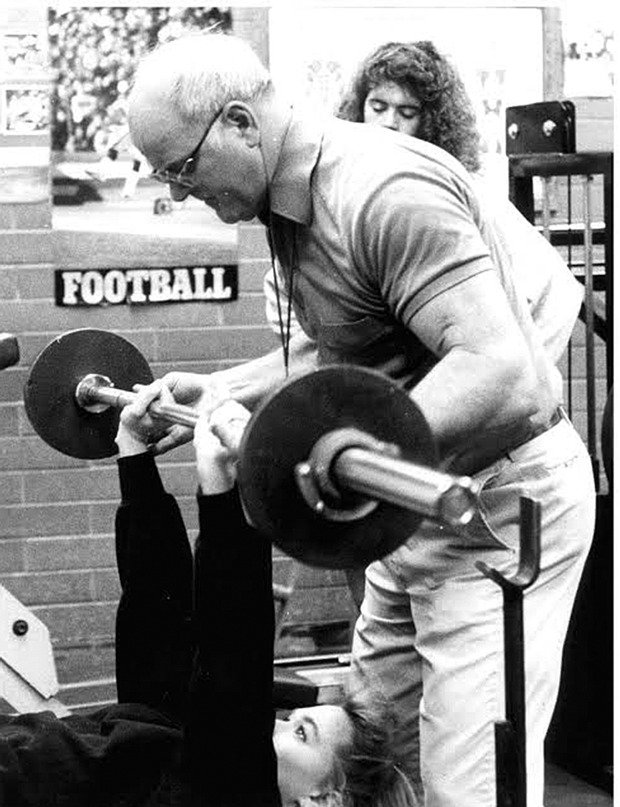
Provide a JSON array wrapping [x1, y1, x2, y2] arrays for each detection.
[[273, 719, 287, 737], [169, 182, 191, 202]]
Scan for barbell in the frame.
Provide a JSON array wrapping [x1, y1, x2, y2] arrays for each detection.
[[23, 329, 479, 569]]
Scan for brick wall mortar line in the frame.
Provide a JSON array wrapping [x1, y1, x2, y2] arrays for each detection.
[[0, 569, 114, 579], [1, 494, 197, 510]]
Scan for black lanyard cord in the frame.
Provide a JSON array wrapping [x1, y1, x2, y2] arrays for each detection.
[[266, 212, 296, 377]]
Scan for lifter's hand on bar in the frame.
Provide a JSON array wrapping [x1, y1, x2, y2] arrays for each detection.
[[194, 401, 251, 494], [115, 379, 173, 457], [150, 371, 231, 455]]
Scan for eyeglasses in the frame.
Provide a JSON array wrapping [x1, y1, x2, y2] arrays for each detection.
[[151, 107, 223, 189]]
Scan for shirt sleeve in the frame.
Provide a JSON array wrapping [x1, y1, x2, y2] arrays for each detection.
[[184, 487, 281, 807], [0, 705, 181, 807], [355, 169, 494, 326], [114, 453, 194, 722]]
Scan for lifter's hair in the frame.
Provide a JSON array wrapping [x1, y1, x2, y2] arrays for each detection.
[[337, 40, 481, 173], [334, 693, 420, 807]]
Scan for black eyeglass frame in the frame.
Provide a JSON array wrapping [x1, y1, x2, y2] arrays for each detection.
[[150, 106, 224, 188]]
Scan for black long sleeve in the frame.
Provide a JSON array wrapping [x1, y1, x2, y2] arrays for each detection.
[[115, 453, 194, 722], [0, 705, 183, 807], [185, 488, 281, 807]]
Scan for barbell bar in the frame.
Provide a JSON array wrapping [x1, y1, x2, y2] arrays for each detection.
[[24, 329, 480, 569]]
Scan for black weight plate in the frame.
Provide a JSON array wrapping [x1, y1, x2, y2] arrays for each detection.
[[237, 365, 437, 569], [24, 329, 153, 459]]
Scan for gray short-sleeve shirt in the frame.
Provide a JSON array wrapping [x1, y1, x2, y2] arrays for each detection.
[[267, 111, 558, 404]]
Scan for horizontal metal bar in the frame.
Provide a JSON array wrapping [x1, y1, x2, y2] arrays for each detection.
[[509, 152, 612, 177], [333, 447, 478, 527]]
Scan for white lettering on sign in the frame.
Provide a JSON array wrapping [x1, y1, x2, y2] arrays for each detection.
[[61, 271, 82, 305], [104, 270, 127, 304], [81, 271, 104, 305], [125, 270, 150, 303], [170, 268, 193, 301], [149, 269, 172, 302], [55, 266, 238, 307]]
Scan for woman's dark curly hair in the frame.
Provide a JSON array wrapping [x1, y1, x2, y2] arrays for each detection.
[[337, 41, 481, 173]]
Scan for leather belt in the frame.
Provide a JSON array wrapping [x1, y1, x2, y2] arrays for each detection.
[[449, 406, 566, 475], [508, 405, 564, 453]]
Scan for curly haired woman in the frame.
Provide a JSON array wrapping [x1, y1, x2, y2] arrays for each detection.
[[337, 40, 480, 172]]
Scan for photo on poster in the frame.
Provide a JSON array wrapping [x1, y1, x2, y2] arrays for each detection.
[[1, 32, 46, 72], [48, 6, 231, 154], [1, 86, 49, 134]]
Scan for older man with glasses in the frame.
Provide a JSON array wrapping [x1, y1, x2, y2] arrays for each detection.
[[127, 31, 595, 807], [150, 106, 224, 190], [131, 41, 272, 226]]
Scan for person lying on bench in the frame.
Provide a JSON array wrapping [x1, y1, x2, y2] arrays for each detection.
[[0, 380, 417, 807]]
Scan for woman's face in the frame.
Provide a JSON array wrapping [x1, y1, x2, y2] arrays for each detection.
[[363, 80, 422, 137], [273, 705, 353, 805]]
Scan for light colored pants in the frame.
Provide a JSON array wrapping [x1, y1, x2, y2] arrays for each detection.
[[349, 416, 595, 807]]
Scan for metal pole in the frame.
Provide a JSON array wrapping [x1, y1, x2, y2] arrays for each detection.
[[476, 497, 542, 807], [582, 174, 600, 490], [541, 176, 552, 241], [334, 447, 478, 527]]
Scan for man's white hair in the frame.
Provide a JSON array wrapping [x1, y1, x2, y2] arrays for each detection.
[[131, 32, 272, 126]]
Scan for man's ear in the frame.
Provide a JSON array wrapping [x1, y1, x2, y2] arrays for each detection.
[[221, 101, 260, 147]]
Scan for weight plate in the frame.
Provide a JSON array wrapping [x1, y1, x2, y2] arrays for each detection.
[[237, 365, 437, 569], [24, 329, 153, 459]]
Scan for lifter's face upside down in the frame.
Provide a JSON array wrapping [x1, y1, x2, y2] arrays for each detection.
[[273, 705, 353, 806]]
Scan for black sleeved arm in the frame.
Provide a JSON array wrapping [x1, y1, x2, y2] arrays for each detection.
[[0, 705, 183, 807], [114, 453, 194, 721], [184, 488, 281, 807], [0, 464, 279, 807]]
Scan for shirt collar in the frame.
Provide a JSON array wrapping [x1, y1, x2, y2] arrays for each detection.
[[268, 107, 324, 226]]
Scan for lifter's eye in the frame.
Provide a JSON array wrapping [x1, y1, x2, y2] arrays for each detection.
[[294, 723, 307, 742]]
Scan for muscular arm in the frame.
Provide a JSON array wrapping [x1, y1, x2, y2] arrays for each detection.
[[185, 488, 281, 807], [212, 330, 317, 410], [358, 168, 542, 473], [210, 267, 317, 410], [408, 271, 539, 470]]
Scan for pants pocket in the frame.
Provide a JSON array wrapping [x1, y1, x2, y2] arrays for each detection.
[[452, 459, 515, 550]]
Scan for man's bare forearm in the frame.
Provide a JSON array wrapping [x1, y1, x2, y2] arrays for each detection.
[[212, 332, 318, 410]]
